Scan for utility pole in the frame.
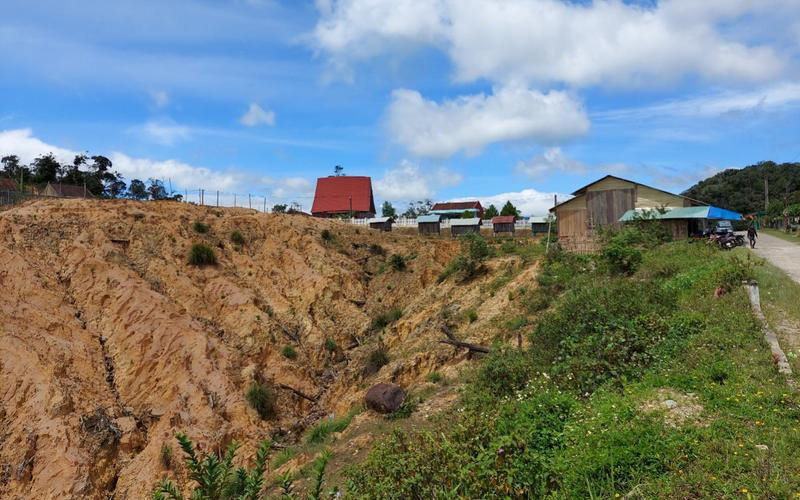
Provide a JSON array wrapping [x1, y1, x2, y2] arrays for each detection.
[[263, 196, 267, 212], [216, 190, 219, 207], [249, 193, 252, 209], [349, 195, 353, 218]]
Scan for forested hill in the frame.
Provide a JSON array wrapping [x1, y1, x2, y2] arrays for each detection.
[[683, 161, 800, 214]]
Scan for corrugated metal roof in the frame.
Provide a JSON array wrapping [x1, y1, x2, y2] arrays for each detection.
[[450, 217, 482, 226], [491, 215, 515, 224], [311, 176, 375, 215], [619, 206, 742, 222], [417, 214, 441, 223], [529, 216, 550, 223], [431, 208, 479, 215], [432, 201, 482, 211], [368, 216, 393, 224]]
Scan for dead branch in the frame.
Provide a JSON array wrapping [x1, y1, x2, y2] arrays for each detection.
[[277, 383, 318, 402], [277, 322, 299, 343], [439, 325, 489, 354]]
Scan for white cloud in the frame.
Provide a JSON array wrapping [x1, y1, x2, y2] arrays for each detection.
[[0, 128, 78, 164], [259, 175, 313, 200], [150, 90, 169, 108], [109, 152, 243, 191], [312, 0, 789, 88], [373, 159, 461, 200], [595, 81, 800, 122], [516, 147, 587, 179], [387, 85, 589, 158], [240, 103, 276, 127], [129, 120, 192, 145], [451, 188, 568, 217]]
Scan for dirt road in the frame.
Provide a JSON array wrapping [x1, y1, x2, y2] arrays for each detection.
[[751, 231, 800, 284]]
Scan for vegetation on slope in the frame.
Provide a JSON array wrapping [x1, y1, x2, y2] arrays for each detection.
[[345, 229, 800, 498], [683, 161, 800, 214]]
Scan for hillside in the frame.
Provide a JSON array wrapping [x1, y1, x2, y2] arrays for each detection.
[[683, 161, 800, 214], [0, 198, 543, 499]]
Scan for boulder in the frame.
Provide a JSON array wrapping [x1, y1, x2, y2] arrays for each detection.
[[365, 383, 406, 414]]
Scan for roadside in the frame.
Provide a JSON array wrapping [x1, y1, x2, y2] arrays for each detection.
[[762, 228, 800, 245]]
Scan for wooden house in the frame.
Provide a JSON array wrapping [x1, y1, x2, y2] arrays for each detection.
[[41, 182, 94, 198], [530, 216, 550, 235], [368, 216, 393, 232], [491, 215, 515, 235], [450, 217, 482, 237], [431, 200, 484, 219], [311, 176, 376, 218], [550, 175, 705, 252], [417, 214, 441, 235]]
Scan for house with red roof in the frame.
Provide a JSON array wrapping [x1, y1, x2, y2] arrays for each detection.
[[431, 200, 484, 219], [311, 176, 376, 218]]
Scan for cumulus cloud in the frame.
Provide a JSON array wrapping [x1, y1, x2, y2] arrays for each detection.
[[109, 152, 244, 191], [387, 85, 589, 158], [451, 188, 569, 217], [312, 0, 788, 88], [373, 159, 461, 200], [0, 128, 78, 164], [260, 175, 313, 200], [516, 147, 629, 180], [240, 103, 276, 127]]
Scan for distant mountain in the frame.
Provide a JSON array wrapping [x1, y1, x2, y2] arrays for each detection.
[[683, 161, 800, 214]]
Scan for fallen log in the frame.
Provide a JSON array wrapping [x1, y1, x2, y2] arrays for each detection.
[[277, 383, 318, 402], [439, 325, 489, 354]]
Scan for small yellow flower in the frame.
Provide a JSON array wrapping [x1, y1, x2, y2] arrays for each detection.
[[742, 488, 749, 493]]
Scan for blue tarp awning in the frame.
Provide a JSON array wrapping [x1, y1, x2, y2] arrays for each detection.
[[619, 206, 743, 222]]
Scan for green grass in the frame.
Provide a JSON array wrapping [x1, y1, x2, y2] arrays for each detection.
[[762, 228, 800, 244], [345, 240, 800, 498], [306, 410, 358, 444], [187, 243, 217, 266]]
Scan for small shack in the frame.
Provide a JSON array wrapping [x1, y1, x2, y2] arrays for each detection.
[[618, 206, 743, 238], [491, 215, 515, 235], [417, 214, 441, 235], [368, 216, 393, 232], [41, 182, 94, 198], [530, 216, 550, 235], [431, 200, 484, 219], [450, 217, 482, 237]]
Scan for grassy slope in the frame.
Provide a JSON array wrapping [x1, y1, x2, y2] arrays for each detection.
[[343, 241, 800, 499]]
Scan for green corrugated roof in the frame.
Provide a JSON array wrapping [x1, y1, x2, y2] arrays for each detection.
[[450, 217, 482, 226], [619, 207, 707, 221], [417, 214, 441, 223]]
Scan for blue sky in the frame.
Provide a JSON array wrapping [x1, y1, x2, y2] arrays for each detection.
[[1, 0, 799, 215]]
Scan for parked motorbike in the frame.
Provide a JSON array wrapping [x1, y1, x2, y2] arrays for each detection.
[[717, 233, 738, 250]]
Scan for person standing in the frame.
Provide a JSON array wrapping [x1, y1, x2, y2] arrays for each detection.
[[747, 225, 758, 249]]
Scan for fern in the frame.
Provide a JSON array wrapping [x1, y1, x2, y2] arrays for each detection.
[[309, 450, 332, 500]]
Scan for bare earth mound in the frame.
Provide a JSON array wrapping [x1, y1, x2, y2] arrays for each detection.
[[0, 199, 537, 499]]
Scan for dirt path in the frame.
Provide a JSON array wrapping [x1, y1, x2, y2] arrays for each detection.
[[751, 231, 800, 285]]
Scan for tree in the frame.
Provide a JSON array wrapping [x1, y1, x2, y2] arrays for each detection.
[[147, 178, 168, 200], [31, 153, 62, 184], [500, 200, 521, 218], [107, 179, 127, 198], [60, 155, 87, 185], [382, 201, 396, 217], [1, 155, 28, 184], [272, 203, 287, 214], [128, 179, 148, 200], [334, 165, 344, 176], [462, 210, 474, 218], [484, 204, 499, 219], [401, 199, 433, 218]]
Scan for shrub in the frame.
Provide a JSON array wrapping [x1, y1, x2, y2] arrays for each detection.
[[371, 308, 403, 331], [246, 382, 276, 420], [389, 254, 406, 271], [321, 229, 333, 242], [474, 348, 534, 397], [386, 396, 418, 420], [324, 338, 338, 352], [188, 243, 217, 266], [281, 345, 297, 360], [152, 433, 270, 500], [369, 243, 385, 255], [438, 233, 490, 282], [230, 230, 245, 246], [364, 347, 389, 375], [601, 239, 642, 275], [427, 371, 443, 384], [193, 220, 209, 233], [466, 309, 478, 323]]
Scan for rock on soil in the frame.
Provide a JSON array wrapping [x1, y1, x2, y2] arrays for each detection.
[[365, 383, 406, 414]]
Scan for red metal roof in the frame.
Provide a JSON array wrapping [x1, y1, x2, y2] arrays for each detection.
[[432, 201, 483, 212], [311, 176, 375, 215], [491, 216, 515, 224]]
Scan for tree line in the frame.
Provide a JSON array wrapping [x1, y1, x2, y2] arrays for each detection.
[[0, 153, 181, 200]]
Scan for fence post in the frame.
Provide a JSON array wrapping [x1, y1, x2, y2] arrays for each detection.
[[249, 194, 252, 209], [234, 193, 236, 207], [216, 191, 219, 207], [263, 197, 267, 213]]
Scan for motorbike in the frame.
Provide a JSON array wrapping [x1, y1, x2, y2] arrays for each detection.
[[717, 232, 738, 250]]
